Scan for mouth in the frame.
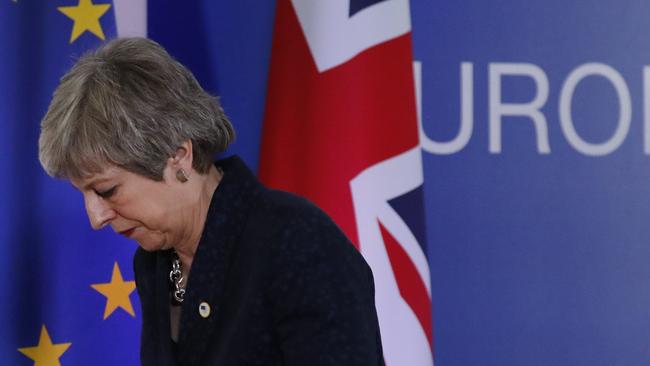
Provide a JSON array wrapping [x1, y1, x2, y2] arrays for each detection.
[[118, 228, 136, 238]]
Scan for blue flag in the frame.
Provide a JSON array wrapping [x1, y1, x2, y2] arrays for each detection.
[[1, 1, 146, 365], [2, 0, 274, 364]]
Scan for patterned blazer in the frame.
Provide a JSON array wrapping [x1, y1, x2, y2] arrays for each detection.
[[134, 156, 385, 366]]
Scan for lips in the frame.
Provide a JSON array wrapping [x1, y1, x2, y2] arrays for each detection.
[[119, 228, 136, 237]]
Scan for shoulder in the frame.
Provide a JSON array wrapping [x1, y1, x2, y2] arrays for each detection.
[[255, 188, 344, 237], [254, 189, 359, 259], [252, 187, 374, 297], [249, 190, 383, 363]]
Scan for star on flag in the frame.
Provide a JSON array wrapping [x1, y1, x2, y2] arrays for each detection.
[[91, 262, 137, 319], [18, 325, 71, 366], [57, 0, 111, 43]]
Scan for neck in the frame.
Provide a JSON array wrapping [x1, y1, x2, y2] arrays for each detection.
[[174, 165, 222, 272]]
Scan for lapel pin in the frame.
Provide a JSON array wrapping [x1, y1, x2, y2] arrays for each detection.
[[199, 302, 211, 318]]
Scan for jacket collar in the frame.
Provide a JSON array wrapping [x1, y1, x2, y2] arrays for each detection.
[[154, 249, 177, 366], [154, 156, 263, 366]]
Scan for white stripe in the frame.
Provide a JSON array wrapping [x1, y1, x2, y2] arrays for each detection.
[[113, 0, 147, 38], [351, 148, 433, 366], [291, 0, 411, 72], [353, 149, 431, 293]]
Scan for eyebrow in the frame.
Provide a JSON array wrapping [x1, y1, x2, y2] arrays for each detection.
[[79, 177, 112, 191]]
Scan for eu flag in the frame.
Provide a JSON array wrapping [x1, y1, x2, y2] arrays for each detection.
[[1, 1, 146, 365]]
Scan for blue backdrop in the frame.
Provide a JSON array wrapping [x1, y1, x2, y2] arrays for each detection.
[[414, 2, 650, 365], [2, 0, 649, 365]]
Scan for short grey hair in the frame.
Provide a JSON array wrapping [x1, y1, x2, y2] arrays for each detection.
[[39, 37, 235, 180]]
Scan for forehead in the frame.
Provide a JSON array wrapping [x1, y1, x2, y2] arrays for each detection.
[[69, 164, 126, 190]]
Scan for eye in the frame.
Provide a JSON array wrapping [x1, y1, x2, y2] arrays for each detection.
[[95, 186, 117, 199]]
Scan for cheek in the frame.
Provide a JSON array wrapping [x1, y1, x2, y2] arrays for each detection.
[[132, 200, 172, 231], [117, 202, 166, 231]]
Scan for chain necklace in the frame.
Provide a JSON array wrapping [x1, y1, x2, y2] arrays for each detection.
[[169, 251, 186, 303]]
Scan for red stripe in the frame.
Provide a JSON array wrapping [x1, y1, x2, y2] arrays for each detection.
[[260, 0, 432, 361], [260, 0, 419, 248]]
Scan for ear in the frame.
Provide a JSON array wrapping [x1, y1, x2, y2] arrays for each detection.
[[169, 140, 194, 172]]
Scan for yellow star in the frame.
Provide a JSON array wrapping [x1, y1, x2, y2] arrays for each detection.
[[57, 0, 111, 43], [91, 262, 136, 319], [18, 325, 71, 366]]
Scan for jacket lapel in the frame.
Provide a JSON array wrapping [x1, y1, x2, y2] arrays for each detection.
[[176, 157, 262, 366], [154, 249, 178, 366]]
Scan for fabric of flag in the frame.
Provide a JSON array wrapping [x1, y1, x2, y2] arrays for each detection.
[[259, 1, 434, 365], [1, 1, 146, 365]]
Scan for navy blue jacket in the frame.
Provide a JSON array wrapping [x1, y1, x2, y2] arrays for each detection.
[[133, 156, 384, 366]]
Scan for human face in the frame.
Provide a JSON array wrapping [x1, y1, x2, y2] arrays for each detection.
[[70, 164, 186, 252]]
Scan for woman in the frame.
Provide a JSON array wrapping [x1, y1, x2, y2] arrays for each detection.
[[38, 37, 384, 365]]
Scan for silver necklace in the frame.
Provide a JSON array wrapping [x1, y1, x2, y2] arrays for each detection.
[[169, 252, 186, 303]]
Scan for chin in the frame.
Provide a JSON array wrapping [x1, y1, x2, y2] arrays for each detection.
[[136, 243, 159, 252], [135, 237, 168, 252]]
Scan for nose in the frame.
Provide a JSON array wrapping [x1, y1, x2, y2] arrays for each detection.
[[84, 193, 116, 230]]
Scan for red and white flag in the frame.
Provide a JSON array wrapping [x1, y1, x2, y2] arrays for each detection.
[[260, 0, 433, 364]]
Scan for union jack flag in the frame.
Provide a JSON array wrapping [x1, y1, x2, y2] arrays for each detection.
[[259, 1, 433, 364]]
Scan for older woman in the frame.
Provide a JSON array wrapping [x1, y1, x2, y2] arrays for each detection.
[[38, 38, 384, 365]]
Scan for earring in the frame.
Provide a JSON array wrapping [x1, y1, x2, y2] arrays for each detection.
[[176, 169, 189, 183]]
